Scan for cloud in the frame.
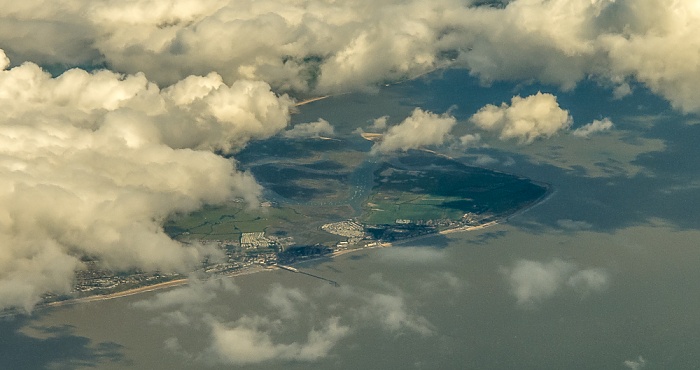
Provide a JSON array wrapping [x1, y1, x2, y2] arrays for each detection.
[[572, 118, 614, 138], [472, 154, 499, 166], [1, 0, 700, 115], [136, 280, 349, 364], [566, 268, 609, 297], [501, 259, 609, 308], [0, 49, 9, 70], [265, 283, 308, 319], [459, 133, 482, 147], [133, 278, 238, 312], [371, 108, 457, 154], [623, 356, 647, 370], [599, 1, 700, 113], [3, 0, 700, 312], [470, 92, 572, 144], [556, 219, 593, 231], [282, 118, 334, 139], [453, 0, 700, 114], [418, 271, 466, 296], [0, 53, 292, 312], [136, 275, 439, 363], [206, 316, 349, 365], [362, 293, 434, 336], [370, 116, 389, 131], [502, 259, 575, 307]]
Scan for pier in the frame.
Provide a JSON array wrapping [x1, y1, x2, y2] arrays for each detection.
[[274, 264, 339, 287]]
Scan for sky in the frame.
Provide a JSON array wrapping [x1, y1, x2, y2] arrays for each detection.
[[1, 0, 700, 367]]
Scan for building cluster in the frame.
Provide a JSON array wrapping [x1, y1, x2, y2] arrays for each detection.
[[240, 232, 270, 248], [73, 261, 180, 295], [240, 232, 294, 250], [322, 221, 365, 238], [60, 213, 495, 304]]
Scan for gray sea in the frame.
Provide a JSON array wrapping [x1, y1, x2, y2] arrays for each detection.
[[3, 71, 700, 369]]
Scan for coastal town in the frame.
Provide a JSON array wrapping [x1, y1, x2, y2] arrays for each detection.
[[44, 211, 495, 304]]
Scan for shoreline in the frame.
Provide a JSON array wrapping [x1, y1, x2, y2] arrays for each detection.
[[40, 265, 272, 310], [30, 187, 552, 314]]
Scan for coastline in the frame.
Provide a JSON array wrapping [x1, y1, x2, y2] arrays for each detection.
[[41, 265, 271, 310], [30, 186, 551, 313]]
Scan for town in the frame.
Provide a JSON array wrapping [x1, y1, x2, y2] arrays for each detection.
[[46, 212, 494, 303]]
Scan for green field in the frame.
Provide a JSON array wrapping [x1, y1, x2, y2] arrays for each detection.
[[362, 193, 468, 224]]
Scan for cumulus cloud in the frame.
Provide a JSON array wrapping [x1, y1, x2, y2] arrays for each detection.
[[135, 280, 350, 364], [0, 49, 9, 70], [470, 92, 572, 144], [136, 274, 440, 363], [459, 133, 482, 147], [624, 356, 647, 370], [370, 116, 389, 131], [265, 283, 308, 319], [572, 118, 614, 138], [282, 118, 334, 139], [472, 154, 499, 166], [599, 1, 700, 113], [566, 268, 609, 297], [0, 53, 293, 312], [206, 316, 349, 365], [1, 0, 700, 115], [371, 108, 457, 154], [362, 293, 434, 336], [501, 259, 609, 308], [0, 0, 455, 92], [2, 0, 700, 312]]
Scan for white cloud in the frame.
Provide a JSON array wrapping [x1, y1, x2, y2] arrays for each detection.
[[470, 92, 572, 144], [567, 268, 609, 297], [282, 118, 334, 139], [613, 83, 633, 100], [206, 316, 349, 365], [459, 133, 482, 147], [3, 0, 700, 312], [362, 293, 434, 336], [473, 154, 499, 166], [370, 116, 389, 131], [501, 259, 609, 308], [1, 0, 700, 114], [0, 49, 9, 70], [136, 275, 441, 363], [265, 283, 308, 319], [371, 108, 457, 154], [0, 53, 292, 312], [572, 118, 614, 138], [136, 281, 349, 364], [502, 259, 575, 307], [418, 271, 466, 296], [623, 356, 647, 370]]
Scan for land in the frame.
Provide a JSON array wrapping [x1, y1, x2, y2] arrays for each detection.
[[36, 135, 549, 307]]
